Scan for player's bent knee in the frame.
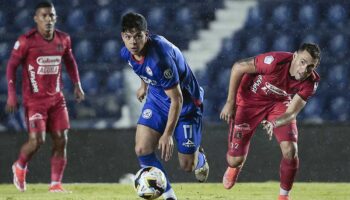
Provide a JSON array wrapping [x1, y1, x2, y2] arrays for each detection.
[[280, 141, 298, 159], [134, 145, 153, 156]]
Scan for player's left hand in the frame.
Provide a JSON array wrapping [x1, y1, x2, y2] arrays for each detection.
[[261, 120, 275, 140], [74, 82, 85, 103], [158, 134, 174, 162]]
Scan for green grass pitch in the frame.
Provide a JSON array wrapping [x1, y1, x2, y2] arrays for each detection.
[[1, 182, 349, 200]]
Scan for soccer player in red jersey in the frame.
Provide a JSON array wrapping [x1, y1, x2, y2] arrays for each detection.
[[5, 1, 84, 192], [220, 43, 321, 200]]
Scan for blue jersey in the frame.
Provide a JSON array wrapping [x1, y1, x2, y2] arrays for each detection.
[[121, 35, 204, 117]]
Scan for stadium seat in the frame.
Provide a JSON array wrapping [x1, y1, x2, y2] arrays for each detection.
[[329, 96, 349, 121], [326, 64, 348, 93], [81, 71, 100, 95], [244, 35, 267, 56], [74, 39, 95, 63], [14, 9, 32, 32], [106, 71, 124, 94], [298, 4, 319, 28], [328, 34, 348, 59], [66, 8, 87, 33], [245, 5, 266, 29], [61, 72, 73, 93], [98, 39, 119, 63], [272, 34, 295, 52], [271, 4, 293, 30], [94, 8, 114, 30], [302, 96, 324, 123], [147, 7, 166, 33], [0, 74, 7, 94], [0, 10, 7, 33], [0, 42, 9, 61], [327, 4, 347, 28]]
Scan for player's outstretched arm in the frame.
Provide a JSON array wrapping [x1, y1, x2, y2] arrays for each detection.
[[220, 57, 256, 123], [262, 94, 307, 140]]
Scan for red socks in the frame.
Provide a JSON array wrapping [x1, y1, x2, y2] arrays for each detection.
[[280, 157, 299, 191], [17, 153, 30, 168], [51, 156, 67, 182]]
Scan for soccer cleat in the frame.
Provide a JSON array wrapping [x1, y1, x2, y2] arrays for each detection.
[[278, 195, 290, 200], [223, 167, 240, 189], [12, 162, 27, 192], [49, 183, 71, 193], [195, 147, 209, 182]]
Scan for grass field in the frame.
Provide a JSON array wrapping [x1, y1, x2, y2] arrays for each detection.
[[1, 182, 350, 200]]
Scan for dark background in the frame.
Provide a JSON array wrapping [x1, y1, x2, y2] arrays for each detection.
[[1, 124, 349, 183]]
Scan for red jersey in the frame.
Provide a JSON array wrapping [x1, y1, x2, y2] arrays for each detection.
[[6, 29, 80, 104], [236, 52, 320, 107]]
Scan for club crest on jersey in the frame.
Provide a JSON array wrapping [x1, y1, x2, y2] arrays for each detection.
[[264, 55, 274, 64], [142, 109, 152, 119], [13, 41, 20, 50], [146, 66, 153, 76], [56, 44, 64, 52], [164, 69, 173, 79]]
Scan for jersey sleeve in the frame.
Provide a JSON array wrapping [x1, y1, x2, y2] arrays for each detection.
[[158, 54, 179, 90], [297, 81, 318, 101], [6, 37, 26, 105], [11, 36, 27, 59], [254, 52, 291, 74], [120, 47, 129, 61], [63, 36, 80, 84]]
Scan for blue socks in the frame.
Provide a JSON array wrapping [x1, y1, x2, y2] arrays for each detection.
[[138, 153, 171, 192], [195, 151, 205, 170]]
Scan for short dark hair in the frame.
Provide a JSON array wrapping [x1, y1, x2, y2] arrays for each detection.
[[298, 43, 321, 65], [35, 1, 54, 12], [121, 12, 147, 32]]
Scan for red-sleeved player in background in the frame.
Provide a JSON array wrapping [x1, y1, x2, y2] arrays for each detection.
[[6, 1, 84, 192], [220, 43, 321, 200]]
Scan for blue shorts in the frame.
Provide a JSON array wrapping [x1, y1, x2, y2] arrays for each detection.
[[137, 102, 202, 154]]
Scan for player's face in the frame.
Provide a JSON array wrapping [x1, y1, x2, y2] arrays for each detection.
[[121, 29, 148, 56], [34, 7, 57, 36], [292, 50, 318, 80]]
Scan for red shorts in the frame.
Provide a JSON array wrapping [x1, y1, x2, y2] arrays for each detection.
[[227, 102, 298, 157], [24, 93, 70, 133]]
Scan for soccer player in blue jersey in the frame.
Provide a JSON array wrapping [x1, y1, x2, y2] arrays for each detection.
[[120, 12, 209, 200]]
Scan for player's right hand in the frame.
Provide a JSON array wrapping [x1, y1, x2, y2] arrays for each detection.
[[5, 96, 18, 113], [220, 101, 236, 124], [136, 86, 147, 102]]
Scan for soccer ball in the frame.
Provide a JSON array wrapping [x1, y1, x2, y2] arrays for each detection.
[[134, 166, 167, 200]]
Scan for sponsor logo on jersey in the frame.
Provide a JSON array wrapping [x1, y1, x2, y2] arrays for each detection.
[[163, 68, 173, 79], [234, 123, 251, 131], [251, 75, 263, 93], [140, 75, 157, 85], [14, 41, 20, 50], [36, 56, 61, 65], [145, 66, 153, 76], [264, 55, 274, 64], [29, 113, 43, 121], [28, 64, 39, 92], [37, 65, 59, 74], [262, 82, 288, 96], [182, 139, 195, 148], [142, 109, 152, 119]]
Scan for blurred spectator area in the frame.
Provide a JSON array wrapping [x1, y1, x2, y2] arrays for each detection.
[[204, 0, 350, 122], [0, 0, 223, 130]]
